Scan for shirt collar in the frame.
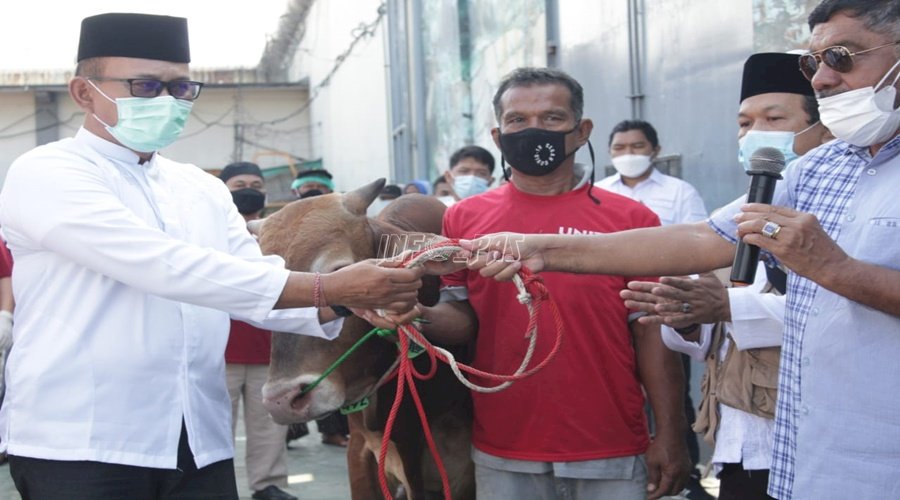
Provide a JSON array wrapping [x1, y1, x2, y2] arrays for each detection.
[[614, 167, 661, 187], [75, 127, 152, 167]]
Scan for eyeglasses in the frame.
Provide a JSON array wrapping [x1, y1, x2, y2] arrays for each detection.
[[89, 78, 204, 101], [798, 41, 900, 80]]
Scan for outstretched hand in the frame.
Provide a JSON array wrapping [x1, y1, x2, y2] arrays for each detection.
[[460, 233, 545, 281], [621, 273, 729, 328]]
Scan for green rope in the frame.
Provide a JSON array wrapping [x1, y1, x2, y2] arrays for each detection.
[[298, 327, 395, 397], [297, 319, 429, 415]]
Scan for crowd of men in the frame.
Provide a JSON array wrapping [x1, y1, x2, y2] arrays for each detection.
[[0, 0, 897, 499]]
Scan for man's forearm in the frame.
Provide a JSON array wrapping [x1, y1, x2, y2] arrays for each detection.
[[820, 259, 900, 317], [634, 321, 688, 438], [418, 300, 478, 345], [538, 222, 735, 277]]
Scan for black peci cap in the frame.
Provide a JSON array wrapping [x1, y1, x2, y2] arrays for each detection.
[[219, 162, 263, 182], [77, 13, 190, 63], [740, 53, 813, 103]]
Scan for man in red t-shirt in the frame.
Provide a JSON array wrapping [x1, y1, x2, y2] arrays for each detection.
[[419, 68, 690, 499], [219, 162, 297, 500], [0, 240, 12, 354], [0, 238, 13, 465]]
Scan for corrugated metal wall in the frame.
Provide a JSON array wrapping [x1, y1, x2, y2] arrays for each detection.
[[411, 0, 813, 210]]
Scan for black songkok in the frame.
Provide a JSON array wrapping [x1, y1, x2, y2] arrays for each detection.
[[219, 162, 263, 183], [77, 13, 190, 63], [740, 53, 813, 103]]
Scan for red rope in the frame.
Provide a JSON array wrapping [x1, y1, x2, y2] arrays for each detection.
[[375, 240, 565, 499]]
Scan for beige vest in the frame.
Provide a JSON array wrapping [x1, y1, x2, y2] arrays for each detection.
[[692, 278, 782, 445]]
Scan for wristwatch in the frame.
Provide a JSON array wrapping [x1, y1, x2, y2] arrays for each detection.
[[330, 305, 353, 318], [674, 323, 700, 335]]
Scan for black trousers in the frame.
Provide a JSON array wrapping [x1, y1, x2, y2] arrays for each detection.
[[9, 424, 238, 500], [717, 463, 775, 500], [316, 412, 349, 436]]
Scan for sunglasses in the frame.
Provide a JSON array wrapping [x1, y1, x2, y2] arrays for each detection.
[[799, 41, 900, 80], [89, 78, 204, 101]]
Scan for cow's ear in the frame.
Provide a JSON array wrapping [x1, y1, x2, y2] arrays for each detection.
[[342, 178, 387, 216], [367, 217, 402, 259], [246, 218, 265, 237]]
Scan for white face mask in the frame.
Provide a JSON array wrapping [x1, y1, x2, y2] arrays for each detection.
[[817, 58, 900, 147], [611, 154, 652, 178], [453, 175, 489, 199]]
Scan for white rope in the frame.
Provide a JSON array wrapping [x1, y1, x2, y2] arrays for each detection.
[[399, 245, 541, 393]]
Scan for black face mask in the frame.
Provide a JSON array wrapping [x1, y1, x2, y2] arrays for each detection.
[[231, 188, 266, 215], [299, 189, 325, 199], [498, 124, 580, 176]]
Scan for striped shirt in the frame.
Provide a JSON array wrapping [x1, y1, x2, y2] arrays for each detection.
[[708, 135, 900, 499]]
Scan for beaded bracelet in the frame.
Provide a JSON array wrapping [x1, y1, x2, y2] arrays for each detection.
[[313, 272, 327, 308]]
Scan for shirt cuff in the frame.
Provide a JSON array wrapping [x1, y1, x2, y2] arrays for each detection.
[[660, 324, 711, 361], [727, 288, 785, 350]]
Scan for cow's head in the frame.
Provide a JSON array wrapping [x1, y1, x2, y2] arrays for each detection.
[[259, 179, 445, 423]]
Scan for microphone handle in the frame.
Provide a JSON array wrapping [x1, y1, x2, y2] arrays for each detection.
[[730, 172, 779, 286]]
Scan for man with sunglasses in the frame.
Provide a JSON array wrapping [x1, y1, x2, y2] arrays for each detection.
[[626, 52, 830, 500], [463, 1, 900, 497], [0, 13, 424, 499]]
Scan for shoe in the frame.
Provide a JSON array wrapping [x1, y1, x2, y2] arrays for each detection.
[[320, 433, 349, 447], [252, 485, 298, 500], [683, 473, 715, 500]]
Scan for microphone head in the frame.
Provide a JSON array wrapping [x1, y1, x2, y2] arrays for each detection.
[[748, 147, 786, 174]]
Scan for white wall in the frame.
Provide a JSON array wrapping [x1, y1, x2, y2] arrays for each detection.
[[0, 92, 45, 183], [290, 0, 392, 192]]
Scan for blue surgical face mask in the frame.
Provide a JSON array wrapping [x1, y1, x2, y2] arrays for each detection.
[[738, 129, 801, 171], [452, 175, 489, 199], [89, 80, 193, 153]]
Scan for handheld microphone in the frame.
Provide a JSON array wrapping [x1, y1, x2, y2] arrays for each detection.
[[729, 147, 786, 286]]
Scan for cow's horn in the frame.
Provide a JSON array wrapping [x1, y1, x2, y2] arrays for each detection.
[[342, 178, 387, 216]]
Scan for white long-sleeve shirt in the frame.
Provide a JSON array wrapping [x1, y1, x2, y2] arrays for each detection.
[[662, 266, 784, 471], [0, 128, 338, 469], [596, 168, 708, 226]]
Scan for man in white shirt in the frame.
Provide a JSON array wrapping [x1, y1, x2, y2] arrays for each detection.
[[0, 13, 423, 499], [597, 120, 708, 226]]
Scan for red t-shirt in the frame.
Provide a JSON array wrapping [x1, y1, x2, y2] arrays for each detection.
[[0, 240, 12, 278], [224, 320, 272, 364], [441, 182, 660, 462]]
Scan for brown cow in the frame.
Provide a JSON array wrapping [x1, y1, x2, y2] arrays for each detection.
[[258, 179, 475, 500]]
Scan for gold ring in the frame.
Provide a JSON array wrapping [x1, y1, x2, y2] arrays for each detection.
[[761, 221, 782, 239]]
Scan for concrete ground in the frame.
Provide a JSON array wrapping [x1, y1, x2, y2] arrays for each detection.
[[0, 359, 718, 499]]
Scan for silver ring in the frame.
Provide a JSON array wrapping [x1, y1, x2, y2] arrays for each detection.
[[761, 221, 783, 239], [681, 302, 692, 314]]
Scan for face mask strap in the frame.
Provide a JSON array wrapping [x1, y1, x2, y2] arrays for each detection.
[[501, 156, 511, 182], [875, 57, 900, 92], [87, 79, 116, 104], [794, 120, 820, 137], [586, 140, 600, 205], [87, 79, 118, 129]]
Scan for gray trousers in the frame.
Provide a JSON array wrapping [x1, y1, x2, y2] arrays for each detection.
[[227, 363, 290, 492], [474, 451, 648, 500]]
